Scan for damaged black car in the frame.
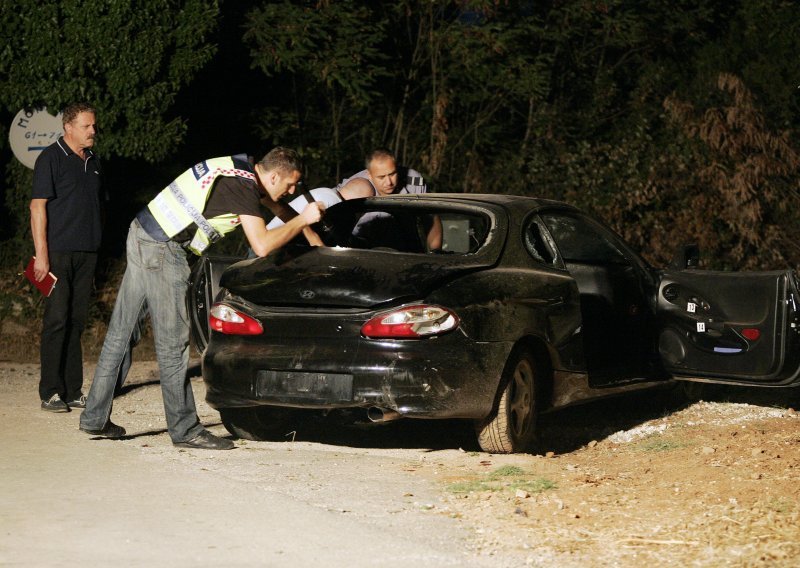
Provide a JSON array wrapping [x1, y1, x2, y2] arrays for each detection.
[[188, 194, 800, 453]]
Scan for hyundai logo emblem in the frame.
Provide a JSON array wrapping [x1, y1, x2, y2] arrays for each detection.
[[300, 290, 316, 299]]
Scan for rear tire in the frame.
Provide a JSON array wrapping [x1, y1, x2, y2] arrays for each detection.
[[477, 348, 539, 453], [219, 407, 295, 441]]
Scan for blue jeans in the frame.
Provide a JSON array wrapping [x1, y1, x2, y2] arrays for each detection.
[[81, 220, 203, 443]]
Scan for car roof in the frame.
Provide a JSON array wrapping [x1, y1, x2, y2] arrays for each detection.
[[371, 192, 580, 213]]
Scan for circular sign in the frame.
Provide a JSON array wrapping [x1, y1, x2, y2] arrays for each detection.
[[9, 108, 63, 169]]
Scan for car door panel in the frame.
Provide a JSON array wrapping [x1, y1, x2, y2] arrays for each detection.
[[566, 261, 654, 380], [657, 270, 800, 385], [538, 211, 660, 385], [188, 255, 242, 353]]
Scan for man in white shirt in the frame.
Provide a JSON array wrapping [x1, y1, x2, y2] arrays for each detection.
[[265, 148, 439, 251], [267, 148, 427, 232], [336, 147, 426, 197]]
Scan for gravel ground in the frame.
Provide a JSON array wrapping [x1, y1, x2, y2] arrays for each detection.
[[1, 345, 799, 566]]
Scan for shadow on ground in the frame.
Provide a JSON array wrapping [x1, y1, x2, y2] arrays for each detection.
[[114, 364, 800, 455], [246, 382, 799, 455], [271, 413, 483, 453]]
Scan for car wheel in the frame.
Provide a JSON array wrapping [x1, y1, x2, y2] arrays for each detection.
[[219, 407, 295, 441], [476, 348, 539, 454]]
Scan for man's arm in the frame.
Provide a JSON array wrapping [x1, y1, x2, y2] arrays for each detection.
[[262, 194, 324, 246], [29, 199, 50, 281], [426, 215, 443, 251], [240, 201, 325, 257], [339, 177, 374, 199], [302, 226, 324, 247]]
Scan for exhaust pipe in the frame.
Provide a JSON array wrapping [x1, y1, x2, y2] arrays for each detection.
[[367, 407, 402, 423]]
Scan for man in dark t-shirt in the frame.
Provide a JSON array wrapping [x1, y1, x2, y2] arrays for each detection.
[[80, 148, 325, 451], [30, 102, 103, 413]]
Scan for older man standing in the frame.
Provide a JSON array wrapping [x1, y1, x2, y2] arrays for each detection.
[[30, 102, 103, 413]]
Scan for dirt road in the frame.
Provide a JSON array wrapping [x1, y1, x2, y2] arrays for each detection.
[[1, 358, 798, 567]]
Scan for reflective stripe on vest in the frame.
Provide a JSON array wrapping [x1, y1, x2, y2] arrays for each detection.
[[405, 175, 425, 192], [187, 213, 240, 255], [147, 155, 255, 251], [149, 181, 222, 246], [168, 181, 221, 245]]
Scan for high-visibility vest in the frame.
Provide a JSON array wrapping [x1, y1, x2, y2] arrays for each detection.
[[147, 155, 254, 254]]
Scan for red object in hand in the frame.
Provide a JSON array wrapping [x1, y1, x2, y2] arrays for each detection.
[[23, 256, 58, 297]]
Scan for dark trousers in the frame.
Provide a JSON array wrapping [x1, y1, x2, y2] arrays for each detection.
[[39, 251, 97, 401]]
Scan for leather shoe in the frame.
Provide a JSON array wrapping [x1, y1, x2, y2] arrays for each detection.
[[80, 421, 126, 439], [41, 394, 69, 413], [174, 430, 235, 450]]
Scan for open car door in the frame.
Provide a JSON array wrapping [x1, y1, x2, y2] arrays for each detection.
[[187, 255, 242, 353], [657, 269, 800, 386]]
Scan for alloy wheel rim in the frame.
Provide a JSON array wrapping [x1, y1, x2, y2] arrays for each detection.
[[509, 359, 533, 436]]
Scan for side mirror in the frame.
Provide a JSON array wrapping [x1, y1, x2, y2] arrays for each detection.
[[669, 243, 700, 270]]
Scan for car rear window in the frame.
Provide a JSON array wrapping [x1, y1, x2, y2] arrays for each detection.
[[321, 200, 491, 254]]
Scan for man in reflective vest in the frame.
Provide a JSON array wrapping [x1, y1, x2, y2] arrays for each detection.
[[80, 147, 324, 450]]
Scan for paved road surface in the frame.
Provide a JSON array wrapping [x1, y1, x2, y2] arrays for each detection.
[[0, 362, 502, 567]]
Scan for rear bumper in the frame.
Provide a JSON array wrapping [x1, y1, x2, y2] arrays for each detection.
[[202, 331, 512, 420]]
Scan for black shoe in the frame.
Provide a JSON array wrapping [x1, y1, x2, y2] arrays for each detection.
[[80, 421, 126, 439], [67, 394, 87, 409], [174, 430, 235, 450], [41, 394, 70, 413]]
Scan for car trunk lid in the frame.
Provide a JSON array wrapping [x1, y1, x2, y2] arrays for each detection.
[[220, 245, 501, 308]]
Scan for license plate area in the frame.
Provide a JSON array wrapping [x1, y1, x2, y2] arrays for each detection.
[[254, 370, 354, 403]]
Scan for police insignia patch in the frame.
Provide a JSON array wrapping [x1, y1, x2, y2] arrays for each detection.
[[192, 161, 210, 179]]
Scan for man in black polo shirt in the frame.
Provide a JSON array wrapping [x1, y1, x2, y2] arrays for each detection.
[[30, 102, 103, 413]]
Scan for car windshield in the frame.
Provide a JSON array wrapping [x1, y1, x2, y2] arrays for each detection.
[[318, 199, 490, 254]]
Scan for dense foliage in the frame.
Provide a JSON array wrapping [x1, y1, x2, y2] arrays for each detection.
[[1, 0, 799, 288], [0, 0, 220, 262], [244, 0, 800, 269]]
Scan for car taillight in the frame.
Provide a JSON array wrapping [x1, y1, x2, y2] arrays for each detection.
[[361, 305, 459, 339], [209, 304, 263, 335]]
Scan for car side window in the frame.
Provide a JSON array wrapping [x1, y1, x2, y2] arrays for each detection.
[[524, 216, 561, 267], [540, 213, 628, 264]]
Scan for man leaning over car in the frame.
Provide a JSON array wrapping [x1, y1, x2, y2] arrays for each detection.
[[79, 147, 324, 450], [264, 147, 440, 250]]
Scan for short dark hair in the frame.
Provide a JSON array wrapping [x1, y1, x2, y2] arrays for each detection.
[[62, 102, 96, 126], [258, 147, 302, 176], [365, 147, 396, 169]]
